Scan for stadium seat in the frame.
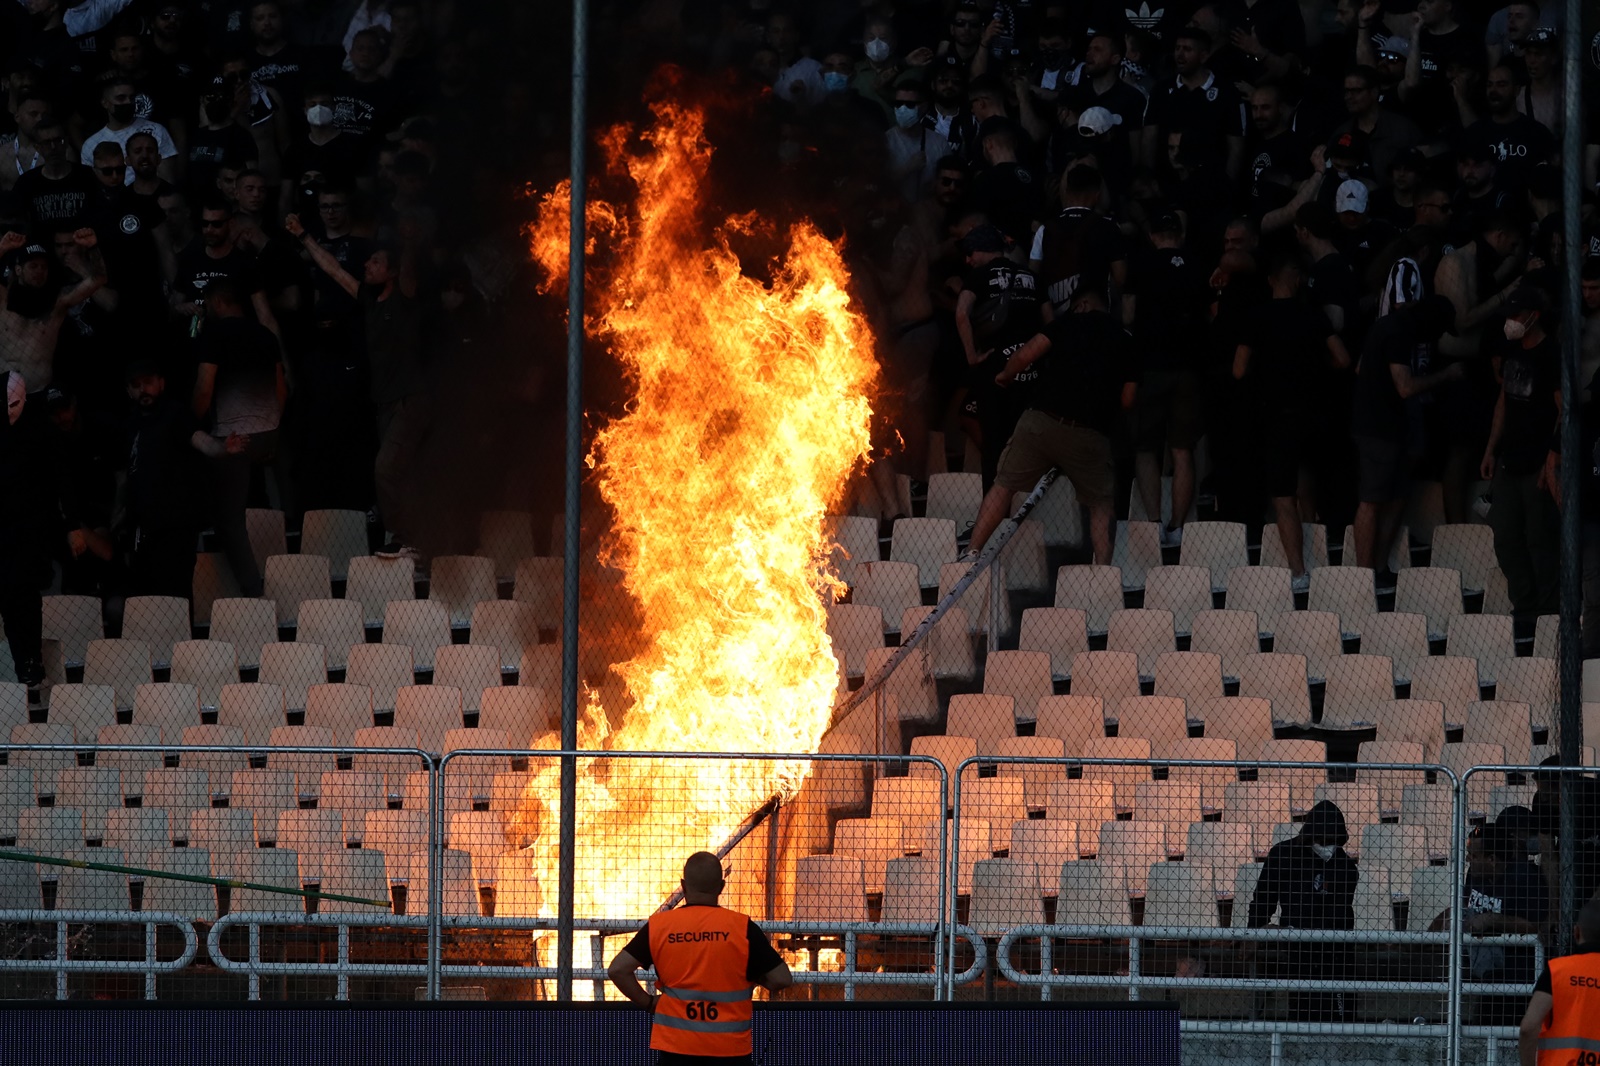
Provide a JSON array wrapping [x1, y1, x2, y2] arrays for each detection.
[[811, 732, 870, 813], [1358, 612, 1430, 684], [1355, 741, 1428, 811], [1143, 863, 1216, 928], [1106, 609, 1174, 682], [870, 776, 944, 823], [951, 816, 992, 895], [1498, 657, 1558, 733], [1409, 656, 1482, 727], [925, 472, 983, 528], [960, 777, 1028, 849], [1143, 566, 1210, 637], [0, 684, 26, 739], [1236, 653, 1312, 729], [1222, 781, 1293, 856], [1044, 781, 1115, 853], [937, 561, 1004, 636], [1308, 567, 1376, 639], [1054, 565, 1124, 635], [93, 724, 164, 778], [827, 603, 885, 679], [296, 599, 365, 672], [1482, 568, 1514, 614], [1225, 566, 1294, 638], [861, 645, 938, 727], [1113, 521, 1162, 591], [1446, 614, 1515, 686], [1407, 865, 1455, 932], [394, 686, 464, 753], [42, 594, 104, 669], [381, 601, 450, 672], [1017, 608, 1088, 681], [178, 725, 247, 775], [346, 556, 415, 629], [1394, 568, 1463, 642], [10, 722, 76, 773], [1018, 480, 1085, 549], [880, 856, 941, 922], [1360, 823, 1430, 887], [192, 554, 242, 628], [1256, 739, 1327, 814], [263, 555, 332, 626], [84, 639, 152, 712], [1441, 742, 1507, 817], [218, 683, 286, 747], [142, 847, 216, 919], [1097, 821, 1167, 895], [1152, 651, 1223, 707], [1488, 784, 1537, 819], [346, 644, 415, 713], [1189, 610, 1260, 683], [52, 767, 122, 839], [1033, 695, 1107, 754], [852, 561, 922, 635], [1339, 524, 1410, 574], [207, 598, 277, 671], [790, 854, 868, 922], [1191, 696, 1274, 753], [1184, 822, 1253, 879], [228, 770, 297, 843], [122, 596, 192, 671], [478, 511, 537, 583], [229, 847, 304, 914], [1008, 820, 1077, 894], [1001, 519, 1050, 592], [258, 642, 328, 713], [469, 601, 539, 673], [1163, 737, 1237, 810], [304, 684, 373, 745], [142, 769, 213, 830], [982, 651, 1053, 725], [1131, 780, 1203, 848], [518, 644, 559, 696], [364, 808, 430, 858], [405, 848, 479, 917], [188, 808, 257, 855], [314, 847, 392, 913], [477, 687, 548, 746], [1069, 650, 1140, 718], [170, 640, 239, 712], [1320, 655, 1396, 730], [278, 808, 346, 881], [104, 808, 172, 853], [1115, 695, 1189, 749], [1057, 861, 1132, 925], [54, 847, 129, 910], [313, 771, 386, 836], [49, 683, 117, 738], [435, 646, 501, 713], [265, 725, 336, 774], [994, 736, 1066, 809], [968, 857, 1044, 936], [1371, 699, 1446, 760], [899, 605, 976, 681], [1259, 522, 1329, 573], [889, 517, 957, 588], [1429, 525, 1495, 594], [429, 556, 496, 629], [300, 510, 367, 583], [1461, 701, 1531, 752], [1270, 611, 1343, 684], [1080, 736, 1152, 809], [352, 726, 423, 780], [1230, 863, 1264, 926], [1179, 522, 1248, 593], [909, 735, 975, 807], [832, 817, 903, 894], [245, 508, 287, 571], [1352, 866, 1395, 931], [825, 515, 880, 588]]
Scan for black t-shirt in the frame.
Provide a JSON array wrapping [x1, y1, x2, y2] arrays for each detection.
[[1124, 244, 1210, 371], [1245, 129, 1310, 210], [282, 132, 371, 187], [249, 44, 310, 112], [1496, 332, 1559, 474], [175, 244, 264, 305], [1306, 251, 1359, 331], [1222, 0, 1307, 58], [1029, 308, 1138, 434], [310, 233, 375, 323], [1412, 25, 1486, 129], [971, 161, 1044, 245], [362, 282, 427, 403], [1465, 114, 1556, 191], [1062, 76, 1148, 134], [1032, 206, 1128, 308], [333, 74, 399, 141], [1241, 297, 1335, 411], [13, 165, 100, 226], [621, 907, 784, 983], [962, 260, 1045, 351], [186, 124, 259, 198], [83, 187, 166, 314], [1148, 72, 1246, 163], [126, 394, 202, 533], [1353, 307, 1433, 442]]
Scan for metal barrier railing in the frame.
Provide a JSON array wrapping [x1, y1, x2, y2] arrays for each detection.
[[0, 910, 199, 999]]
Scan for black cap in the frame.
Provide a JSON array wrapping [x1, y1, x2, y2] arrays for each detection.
[[1328, 128, 1369, 160], [18, 242, 48, 262], [1455, 137, 1498, 163], [43, 387, 71, 412], [1524, 26, 1557, 48], [1392, 147, 1428, 173], [958, 223, 1008, 254], [933, 53, 966, 75], [1505, 284, 1550, 316], [1148, 209, 1184, 235]]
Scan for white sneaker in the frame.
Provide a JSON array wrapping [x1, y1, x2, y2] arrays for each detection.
[[376, 544, 422, 563], [1160, 525, 1184, 550], [1290, 571, 1310, 594]]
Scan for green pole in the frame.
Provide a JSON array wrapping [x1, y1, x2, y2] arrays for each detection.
[[0, 849, 392, 909]]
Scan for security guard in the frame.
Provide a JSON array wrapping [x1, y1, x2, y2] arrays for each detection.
[[608, 852, 792, 1065], [1520, 899, 1600, 1066]]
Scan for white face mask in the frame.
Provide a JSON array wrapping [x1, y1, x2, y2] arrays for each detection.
[[305, 104, 335, 127], [894, 105, 920, 128], [1503, 317, 1529, 340], [1310, 842, 1336, 861], [864, 37, 891, 62]]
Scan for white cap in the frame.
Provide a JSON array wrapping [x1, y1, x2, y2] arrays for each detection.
[[1335, 178, 1369, 214], [1078, 106, 1119, 136]]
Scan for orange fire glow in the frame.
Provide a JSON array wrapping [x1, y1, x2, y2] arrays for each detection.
[[517, 82, 878, 921]]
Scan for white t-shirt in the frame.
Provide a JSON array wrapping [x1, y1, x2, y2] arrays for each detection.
[[774, 57, 824, 104], [81, 122, 179, 185]]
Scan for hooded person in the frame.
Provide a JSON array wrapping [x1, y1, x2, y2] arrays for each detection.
[[1247, 799, 1360, 1021]]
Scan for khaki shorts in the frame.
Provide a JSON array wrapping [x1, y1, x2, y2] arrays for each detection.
[[1134, 369, 1204, 451], [994, 409, 1116, 505]]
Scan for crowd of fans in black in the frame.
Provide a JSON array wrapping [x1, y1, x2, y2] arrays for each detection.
[[0, 0, 573, 693]]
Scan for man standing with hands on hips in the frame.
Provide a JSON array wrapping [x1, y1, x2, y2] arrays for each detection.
[[608, 852, 792, 1065], [1519, 900, 1600, 1066]]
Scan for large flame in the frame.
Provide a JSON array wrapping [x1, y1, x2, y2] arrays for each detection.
[[518, 82, 878, 920]]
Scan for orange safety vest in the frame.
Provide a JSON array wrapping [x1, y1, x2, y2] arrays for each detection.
[[1538, 951, 1600, 1066], [647, 905, 757, 1057]]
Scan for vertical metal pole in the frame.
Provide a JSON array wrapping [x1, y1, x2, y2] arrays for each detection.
[[765, 799, 779, 922], [1446, 771, 1466, 1066], [1554, 0, 1585, 958], [557, 0, 589, 1003], [426, 755, 442, 999]]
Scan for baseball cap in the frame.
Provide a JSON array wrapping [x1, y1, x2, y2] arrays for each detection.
[[43, 387, 72, 412], [1335, 179, 1369, 214], [18, 242, 48, 262], [1505, 284, 1550, 316], [1329, 129, 1369, 161], [933, 53, 966, 76], [1376, 36, 1410, 59], [1078, 106, 1119, 136], [1147, 209, 1185, 235], [1524, 27, 1557, 48], [959, 223, 1008, 254]]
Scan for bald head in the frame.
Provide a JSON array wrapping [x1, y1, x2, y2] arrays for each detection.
[[682, 852, 726, 897]]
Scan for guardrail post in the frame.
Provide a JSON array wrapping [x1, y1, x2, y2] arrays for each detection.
[[248, 922, 261, 1000], [337, 923, 350, 1000], [427, 754, 444, 1000], [1447, 767, 1466, 1066], [944, 760, 959, 1001], [145, 921, 157, 999], [55, 920, 66, 999]]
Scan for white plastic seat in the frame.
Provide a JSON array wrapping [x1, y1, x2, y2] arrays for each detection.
[[852, 561, 922, 635], [434, 646, 501, 714], [1080, 736, 1153, 810], [228, 769, 297, 843], [869, 776, 945, 824], [53, 847, 129, 910], [1131, 780, 1203, 848], [229, 848, 304, 914], [207, 598, 277, 671], [1355, 740, 1428, 811], [265, 724, 336, 774], [92, 724, 163, 778], [299, 510, 367, 582], [1225, 566, 1294, 637], [889, 518, 958, 588], [1533, 615, 1558, 659], [1164, 737, 1237, 811], [10, 722, 77, 773], [1001, 519, 1051, 592], [1256, 739, 1327, 814], [1446, 614, 1515, 686], [304, 684, 373, 744], [1441, 742, 1507, 817], [1394, 568, 1463, 642], [861, 645, 938, 726], [217, 683, 286, 747], [178, 724, 247, 776], [1459, 700, 1529, 752], [1151, 651, 1223, 707], [1399, 783, 1454, 861], [981, 650, 1053, 724], [83, 639, 152, 711], [1097, 820, 1167, 894], [993, 735, 1065, 810], [899, 605, 977, 681], [1179, 522, 1248, 593], [141, 768, 214, 826], [48, 683, 118, 738], [1223, 781, 1292, 856], [51, 767, 122, 840], [926, 472, 983, 527], [170, 640, 239, 711], [832, 817, 903, 894], [968, 857, 1044, 935], [352, 726, 423, 780], [1019, 479, 1085, 548], [277, 808, 345, 881], [827, 603, 885, 679], [1009, 820, 1078, 895], [257, 642, 327, 713], [1069, 650, 1140, 718], [1237, 652, 1311, 729], [825, 515, 880, 587], [1360, 823, 1430, 886], [937, 562, 1006, 636], [429, 556, 496, 629], [478, 511, 537, 582], [1271, 610, 1343, 684], [1259, 522, 1329, 573], [122, 596, 192, 670], [1113, 521, 1161, 591], [1017, 608, 1088, 681], [1143, 566, 1211, 637], [1115, 695, 1189, 749], [1499, 657, 1558, 733], [1058, 861, 1132, 925], [346, 644, 415, 713], [469, 601, 539, 673], [42, 594, 103, 668], [138, 847, 215, 919], [188, 808, 257, 855], [104, 808, 171, 853], [509, 557, 563, 633], [909, 735, 976, 808], [792, 854, 868, 922], [1358, 612, 1430, 684], [1409, 656, 1482, 726], [18, 806, 86, 852], [1190, 610, 1260, 683], [1192, 696, 1275, 753], [1045, 780, 1115, 852], [1320, 655, 1396, 730], [0, 684, 27, 739], [1143, 863, 1216, 929], [517, 644, 559, 696], [404, 847, 478, 916], [394, 685, 464, 754], [295, 599, 365, 671], [1308, 567, 1377, 639], [880, 856, 942, 922], [1230, 862, 1265, 927], [1184, 822, 1254, 878], [312, 772, 387, 843], [1033, 695, 1107, 754], [381, 601, 450, 671], [1429, 525, 1495, 594], [1054, 565, 1124, 635], [1106, 609, 1174, 682], [478, 687, 549, 745], [960, 777, 1028, 849], [1352, 866, 1395, 931], [1371, 699, 1446, 760], [262, 554, 332, 626], [1488, 783, 1538, 819], [345, 556, 415, 628], [315, 848, 392, 913]]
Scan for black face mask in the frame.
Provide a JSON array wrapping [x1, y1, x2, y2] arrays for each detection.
[[111, 103, 136, 122], [6, 278, 55, 320]]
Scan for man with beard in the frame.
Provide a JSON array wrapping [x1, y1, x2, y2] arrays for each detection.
[[0, 229, 106, 395], [1465, 65, 1557, 192], [0, 92, 53, 192]]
